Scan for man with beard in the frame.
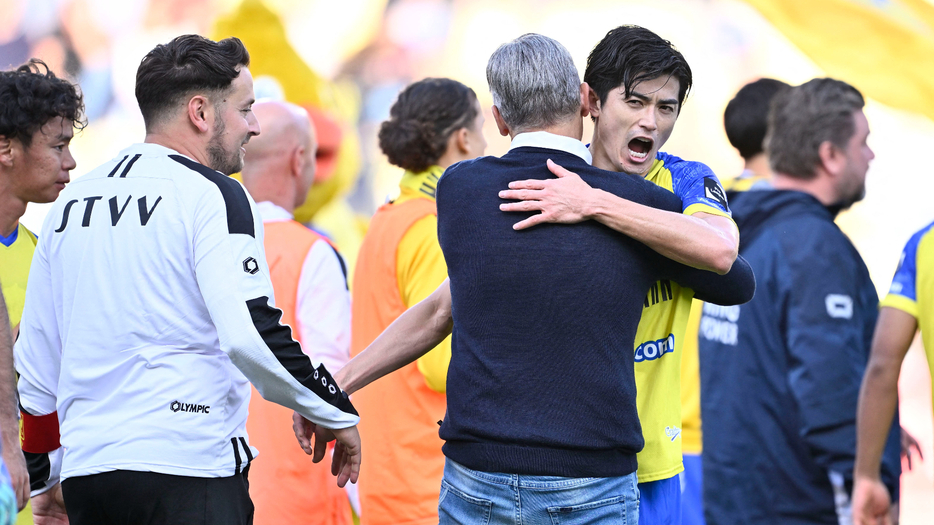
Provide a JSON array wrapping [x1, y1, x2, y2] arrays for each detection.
[[697, 79, 901, 524], [14, 34, 361, 525]]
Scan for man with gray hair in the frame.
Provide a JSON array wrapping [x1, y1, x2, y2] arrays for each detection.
[[330, 33, 753, 524], [697, 78, 902, 524]]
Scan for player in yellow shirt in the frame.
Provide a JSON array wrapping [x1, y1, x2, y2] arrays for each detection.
[[853, 221, 934, 525], [499, 26, 748, 525], [0, 59, 82, 521]]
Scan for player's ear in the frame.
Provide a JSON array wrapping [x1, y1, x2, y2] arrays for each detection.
[[491, 106, 510, 137], [290, 144, 306, 180], [817, 140, 845, 177], [579, 83, 593, 118], [584, 84, 602, 118], [0, 136, 14, 167], [187, 95, 212, 134], [452, 127, 470, 154]]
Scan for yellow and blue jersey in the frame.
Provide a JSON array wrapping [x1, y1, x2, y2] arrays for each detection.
[[0, 223, 39, 330], [880, 221, 934, 408], [634, 152, 733, 482]]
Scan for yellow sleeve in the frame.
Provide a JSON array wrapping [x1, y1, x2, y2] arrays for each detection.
[[397, 213, 451, 393], [683, 203, 733, 220]]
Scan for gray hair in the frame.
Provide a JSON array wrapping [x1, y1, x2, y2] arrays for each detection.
[[766, 78, 864, 180], [486, 34, 581, 132]]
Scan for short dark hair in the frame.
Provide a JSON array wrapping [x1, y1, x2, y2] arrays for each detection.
[[766, 78, 864, 180], [378, 78, 478, 173], [724, 78, 790, 160], [0, 59, 84, 147], [584, 25, 692, 111], [135, 34, 250, 131]]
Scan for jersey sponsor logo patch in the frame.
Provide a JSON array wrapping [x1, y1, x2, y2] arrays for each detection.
[[666, 425, 682, 442], [699, 303, 740, 345], [825, 294, 853, 319], [703, 177, 729, 211], [170, 400, 210, 414], [243, 257, 259, 275], [635, 333, 675, 362]]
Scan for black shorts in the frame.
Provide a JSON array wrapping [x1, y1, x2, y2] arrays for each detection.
[[61, 469, 253, 525]]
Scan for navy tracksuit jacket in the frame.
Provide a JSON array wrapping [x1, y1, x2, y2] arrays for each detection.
[[698, 188, 901, 525]]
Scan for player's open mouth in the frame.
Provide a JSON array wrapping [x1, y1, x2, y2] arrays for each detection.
[[628, 137, 653, 161]]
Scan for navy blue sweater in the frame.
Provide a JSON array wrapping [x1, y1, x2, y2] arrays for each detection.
[[436, 147, 755, 478]]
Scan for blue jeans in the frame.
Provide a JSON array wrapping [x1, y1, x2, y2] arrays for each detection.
[[438, 458, 640, 525]]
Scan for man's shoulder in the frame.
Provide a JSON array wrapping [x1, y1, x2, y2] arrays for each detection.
[[16, 223, 38, 246], [773, 213, 863, 278]]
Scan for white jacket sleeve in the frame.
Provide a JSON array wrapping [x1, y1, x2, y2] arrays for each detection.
[[190, 175, 358, 429]]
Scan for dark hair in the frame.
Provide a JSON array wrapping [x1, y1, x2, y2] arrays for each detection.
[[584, 25, 692, 111], [766, 78, 864, 180], [378, 78, 478, 172], [724, 78, 790, 160], [0, 59, 85, 147], [135, 34, 250, 130]]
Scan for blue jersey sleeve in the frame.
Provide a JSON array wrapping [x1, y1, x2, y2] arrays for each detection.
[[880, 222, 934, 318], [657, 152, 732, 218]]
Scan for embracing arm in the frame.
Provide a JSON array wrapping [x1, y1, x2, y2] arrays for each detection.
[[499, 159, 738, 274], [336, 279, 453, 395]]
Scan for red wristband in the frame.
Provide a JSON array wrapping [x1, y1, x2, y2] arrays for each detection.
[[21, 410, 61, 453]]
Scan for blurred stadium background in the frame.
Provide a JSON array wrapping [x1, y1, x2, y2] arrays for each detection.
[[2, 0, 932, 522]]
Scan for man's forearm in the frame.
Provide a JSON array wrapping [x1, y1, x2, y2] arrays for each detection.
[[338, 280, 453, 394], [0, 296, 20, 454], [855, 307, 916, 480], [854, 361, 900, 480], [588, 189, 738, 274]]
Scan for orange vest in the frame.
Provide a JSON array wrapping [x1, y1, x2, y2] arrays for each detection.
[[248, 219, 351, 525], [351, 198, 446, 525]]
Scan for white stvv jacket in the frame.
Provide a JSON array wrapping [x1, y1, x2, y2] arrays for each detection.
[[15, 143, 359, 495]]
